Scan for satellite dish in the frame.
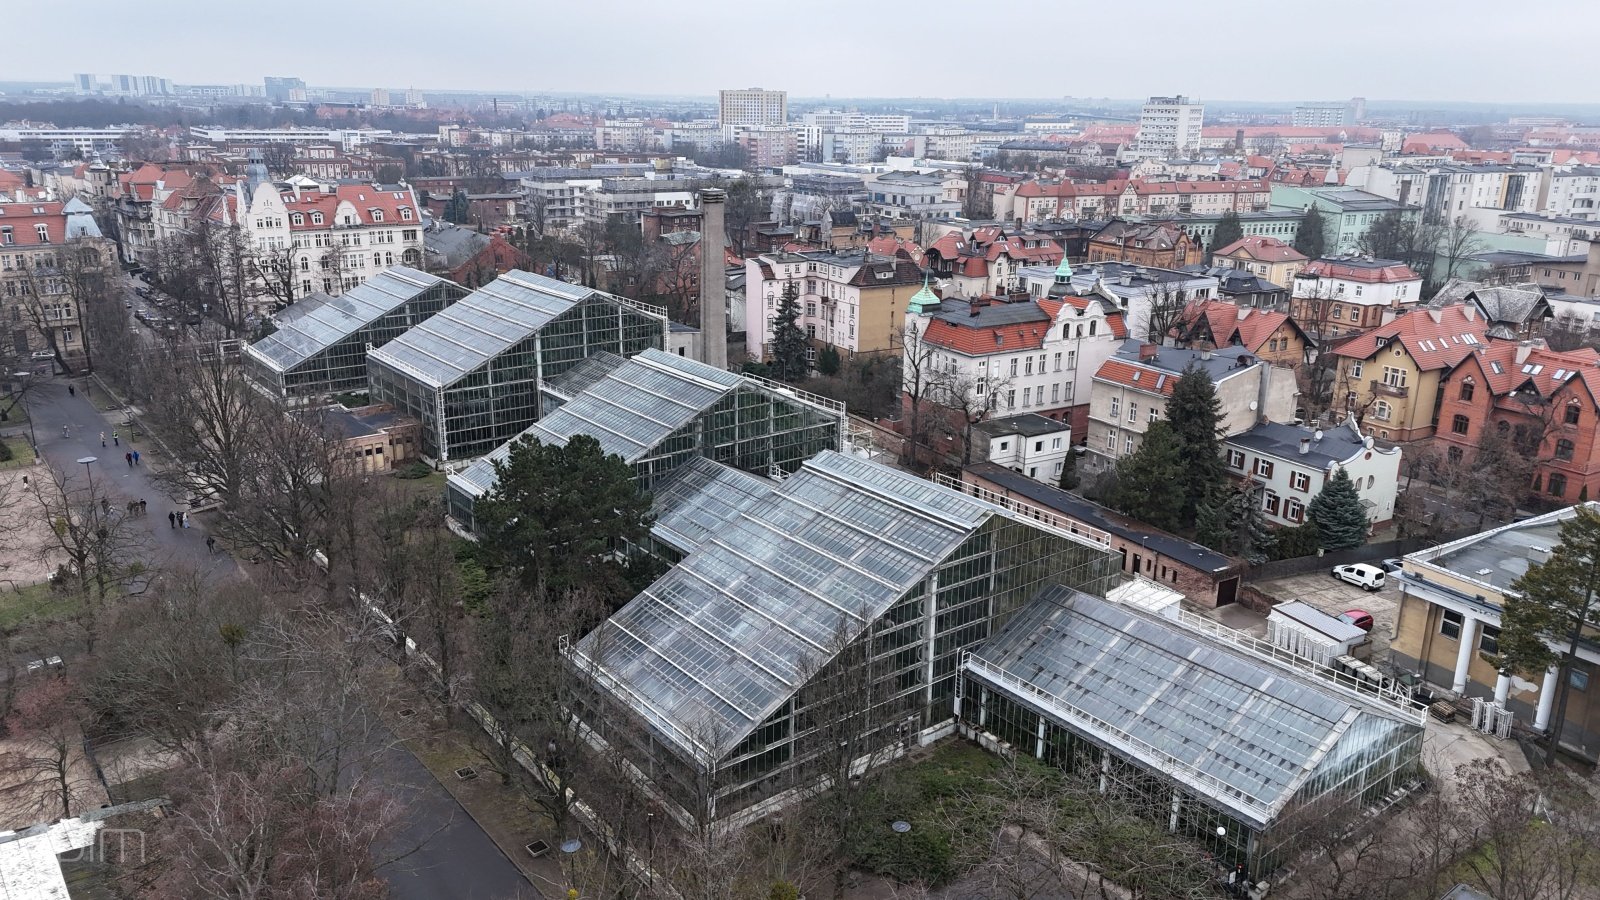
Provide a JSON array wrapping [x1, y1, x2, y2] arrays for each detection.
[[1313, 429, 1324, 442]]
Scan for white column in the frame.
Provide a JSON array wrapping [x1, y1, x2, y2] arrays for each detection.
[[1534, 666, 1560, 731], [1493, 672, 1511, 705], [1035, 718, 1046, 760], [1452, 615, 1479, 695]]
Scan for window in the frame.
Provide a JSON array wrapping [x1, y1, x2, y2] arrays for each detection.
[[1053, 352, 1062, 372], [1556, 439, 1575, 461], [1452, 415, 1470, 435], [1051, 437, 1062, 450], [1022, 387, 1032, 406], [1263, 491, 1281, 515], [1290, 471, 1311, 492], [1373, 400, 1391, 421], [1110, 397, 1120, 418], [35, 224, 49, 242], [1010, 358, 1018, 377], [1382, 366, 1407, 388], [998, 441, 1009, 451], [1025, 357, 1034, 376], [1007, 389, 1016, 409], [1106, 429, 1117, 451], [1149, 406, 1158, 423], [1459, 379, 1475, 401], [1066, 350, 1076, 370], [1349, 361, 1363, 379], [1127, 402, 1137, 423], [1089, 320, 1097, 336], [1227, 449, 1245, 469], [1051, 383, 1060, 403], [1549, 473, 1568, 497], [1440, 609, 1463, 640], [1479, 625, 1500, 656], [1572, 669, 1591, 692], [311, 212, 324, 225], [1254, 458, 1274, 478], [1566, 404, 1582, 425], [1124, 434, 1134, 455], [1034, 440, 1045, 452], [1286, 499, 1305, 522], [1447, 446, 1464, 464]]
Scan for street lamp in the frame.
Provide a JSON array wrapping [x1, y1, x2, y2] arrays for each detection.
[[890, 820, 912, 834], [559, 837, 582, 897]]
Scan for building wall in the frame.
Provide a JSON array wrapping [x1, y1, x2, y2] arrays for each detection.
[[985, 431, 1072, 483], [1223, 439, 1400, 528], [1332, 347, 1438, 442], [1433, 363, 1600, 504]]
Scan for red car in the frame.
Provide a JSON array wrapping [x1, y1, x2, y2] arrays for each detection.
[[1338, 609, 1374, 632]]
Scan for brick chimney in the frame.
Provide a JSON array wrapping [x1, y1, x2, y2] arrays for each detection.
[[1139, 343, 1159, 362], [698, 188, 727, 369]]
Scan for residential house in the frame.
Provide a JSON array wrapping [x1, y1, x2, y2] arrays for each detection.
[[1086, 340, 1298, 468], [1213, 235, 1309, 288], [1329, 305, 1490, 442], [1182, 266, 1289, 309], [1223, 416, 1401, 528], [1392, 505, 1600, 760], [1174, 300, 1309, 367], [924, 225, 1063, 297], [0, 198, 116, 369], [1085, 221, 1202, 269], [1429, 280, 1551, 340], [422, 220, 530, 287], [1433, 340, 1600, 504], [972, 413, 1073, 484], [1526, 243, 1600, 297], [744, 248, 925, 362], [1291, 257, 1425, 339]]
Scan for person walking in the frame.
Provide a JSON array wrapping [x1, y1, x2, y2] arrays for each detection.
[[125, 451, 133, 468], [99, 431, 105, 447], [112, 431, 119, 446], [62, 424, 69, 439], [67, 385, 75, 397], [168, 511, 176, 529], [205, 535, 216, 554], [132, 450, 140, 465], [139, 499, 147, 516], [181, 511, 189, 529]]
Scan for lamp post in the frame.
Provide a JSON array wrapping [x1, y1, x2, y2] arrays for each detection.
[[559, 837, 582, 898]]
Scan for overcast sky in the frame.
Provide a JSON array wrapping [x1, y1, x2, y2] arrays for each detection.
[[11, 0, 1593, 105]]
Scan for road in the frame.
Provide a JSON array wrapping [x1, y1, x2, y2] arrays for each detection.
[[23, 375, 538, 900]]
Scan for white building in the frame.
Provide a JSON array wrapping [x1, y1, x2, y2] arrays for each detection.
[[1019, 262, 1221, 346], [1542, 166, 1600, 220], [719, 88, 787, 128], [75, 72, 171, 96], [1223, 416, 1401, 528], [0, 126, 137, 154], [1292, 103, 1351, 129], [1132, 95, 1204, 159], [744, 249, 925, 360], [1344, 163, 1544, 223], [974, 414, 1073, 484], [189, 127, 393, 153]]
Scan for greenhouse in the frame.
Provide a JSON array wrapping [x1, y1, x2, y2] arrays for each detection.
[[958, 585, 1425, 877], [445, 348, 845, 530], [365, 270, 667, 462], [644, 456, 776, 562], [566, 451, 1121, 825], [241, 267, 468, 400]]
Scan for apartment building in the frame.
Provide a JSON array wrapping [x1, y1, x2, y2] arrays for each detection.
[[719, 88, 787, 127], [1270, 185, 1415, 254], [1085, 221, 1202, 269], [0, 199, 115, 368], [744, 249, 925, 361], [1132, 95, 1205, 158], [1174, 301, 1310, 367], [994, 179, 1272, 225], [1543, 166, 1600, 220], [1329, 305, 1490, 442], [1290, 257, 1424, 337]]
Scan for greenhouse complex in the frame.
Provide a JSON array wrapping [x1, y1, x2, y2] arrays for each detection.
[[241, 267, 469, 400], [959, 582, 1425, 875], [366, 269, 667, 462], [566, 451, 1124, 826], [445, 348, 845, 530]]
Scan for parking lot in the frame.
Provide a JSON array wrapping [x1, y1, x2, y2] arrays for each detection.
[[1251, 566, 1403, 657]]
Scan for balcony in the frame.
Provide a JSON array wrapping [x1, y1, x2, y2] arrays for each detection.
[[1370, 379, 1409, 399]]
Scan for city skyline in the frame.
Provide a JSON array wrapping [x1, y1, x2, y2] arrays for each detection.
[[8, 0, 1596, 105]]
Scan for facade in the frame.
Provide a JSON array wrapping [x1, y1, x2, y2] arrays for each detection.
[[366, 270, 667, 462], [1087, 341, 1298, 467], [1433, 341, 1600, 504], [1085, 221, 1202, 269], [1392, 505, 1600, 760], [1174, 301, 1309, 366], [74, 73, 172, 97], [1224, 417, 1401, 528], [0, 199, 114, 369], [242, 267, 468, 400], [567, 450, 1121, 826], [973, 414, 1073, 484], [314, 404, 421, 473], [1292, 103, 1351, 128], [925, 225, 1064, 298], [1346, 163, 1543, 224], [1133, 95, 1205, 158], [743, 249, 925, 361], [0, 126, 137, 155], [1542, 167, 1600, 220], [1270, 186, 1416, 255], [1019, 262, 1221, 348], [1213, 236, 1309, 289], [994, 179, 1272, 226], [735, 127, 798, 168], [1290, 257, 1424, 338], [863, 171, 962, 220], [1185, 266, 1291, 309], [1328, 305, 1490, 442], [719, 88, 788, 128], [446, 348, 845, 531]]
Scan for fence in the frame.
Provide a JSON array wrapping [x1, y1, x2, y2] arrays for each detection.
[[1244, 534, 1466, 583]]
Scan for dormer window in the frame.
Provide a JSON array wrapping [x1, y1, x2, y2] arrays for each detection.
[[292, 213, 304, 226], [400, 207, 413, 221], [35, 224, 49, 242], [371, 210, 383, 222], [311, 212, 324, 225]]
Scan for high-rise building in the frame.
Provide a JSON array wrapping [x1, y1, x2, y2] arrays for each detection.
[[1133, 95, 1204, 158], [1292, 102, 1351, 128], [371, 87, 390, 107], [74, 73, 172, 97], [264, 76, 307, 102], [718, 88, 787, 128]]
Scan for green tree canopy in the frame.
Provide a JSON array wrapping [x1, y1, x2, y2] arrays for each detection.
[[1210, 210, 1244, 259], [1057, 446, 1080, 491], [1111, 421, 1186, 532], [1502, 507, 1600, 761], [1164, 366, 1227, 528], [1195, 481, 1276, 564], [769, 280, 810, 382], [816, 343, 842, 377], [1294, 205, 1327, 260], [1307, 467, 1368, 550], [473, 434, 653, 604]]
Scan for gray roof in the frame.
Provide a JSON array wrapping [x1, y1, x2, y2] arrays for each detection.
[[1104, 338, 1263, 383], [930, 298, 1051, 327], [975, 413, 1070, 439], [1181, 265, 1284, 295], [1225, 417, 1380, 471], [967, 586, 1413, 824], [424, 222, 491, 268], [367, 270, 608, 389], [246, 267, 450, 374], [1411, 501, 1600, 593], [542, 351, 627, 403], [649, 457, 776, 555]]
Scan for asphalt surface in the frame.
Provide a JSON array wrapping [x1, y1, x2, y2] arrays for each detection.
[[22, 371, 538, 900]]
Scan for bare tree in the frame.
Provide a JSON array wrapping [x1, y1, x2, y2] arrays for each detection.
[[897, 321, 944, 469], [0, 676, 98, 821], [1133, 281, 1190, 346], [1438, 215, 1487, 284], [935, 367, 1010, 467]]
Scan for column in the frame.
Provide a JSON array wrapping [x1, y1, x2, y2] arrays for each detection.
[[1035, 718, 1046, 760], [1493, 672, 1511, 705], [1534, 666, 1560, 731], [1451, 615, 1479, 695]]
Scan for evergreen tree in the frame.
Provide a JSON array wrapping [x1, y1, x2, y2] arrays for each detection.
[[1164, 366, 1228, 528], [1307, 468, 1368, 550], [1502, 507, 1600, 762], [816, 344, 841, 377], [1210, 211, 1244, 260], [768, 281, 810, 382], [1057, 447, 1080, 491], [1111, 421, 1187, 532], [1193, 486, 1231, 550], [1294, 205, 1327, 260], [1225, 481, 1277, 565], [444, 189, 471, 225]]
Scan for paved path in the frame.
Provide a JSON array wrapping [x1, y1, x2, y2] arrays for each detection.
[[20, 375, 538, 900]]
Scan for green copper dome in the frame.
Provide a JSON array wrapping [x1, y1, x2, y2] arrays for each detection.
[[1053, 257, 1074, 283], [906, 271, 939, 315]]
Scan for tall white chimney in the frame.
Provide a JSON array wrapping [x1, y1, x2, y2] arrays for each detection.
[[699, 188, 727, 370]]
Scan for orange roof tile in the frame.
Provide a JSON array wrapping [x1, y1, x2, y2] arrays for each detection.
[[1095, 359, 1178, 396], [1331, 306, 1489, 370], [923, 317, 1047, 355]]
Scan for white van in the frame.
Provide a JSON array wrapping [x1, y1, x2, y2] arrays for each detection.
[[1331, 563, 1385, 591]]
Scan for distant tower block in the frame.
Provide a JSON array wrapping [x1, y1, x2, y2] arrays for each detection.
[[699, 189, 728, 369]]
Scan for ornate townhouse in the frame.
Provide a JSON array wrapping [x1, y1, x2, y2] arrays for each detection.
[[0, 198, 116, 369], [1329, 305, 1490, 442], [743, 247, 924, 362], [923, 226, 1063, 298], [1290, 257, 1424, 340], [1173, 300, 1311, 368]]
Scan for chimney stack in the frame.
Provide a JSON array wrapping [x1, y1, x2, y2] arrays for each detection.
[[1139, 342, 1159, 362], [1299, 437, 1311, 455], [699, 188, 727, 370]]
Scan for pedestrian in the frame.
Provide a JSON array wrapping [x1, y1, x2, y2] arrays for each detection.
[[132, 450, 140, 465], [112, 431, 119, 446], [101, 498, 109, 514], [205, 536, 215, 554], [62, 424, 69, 439], [139, 499, 147, 516], [67, 385, 75, 397], [167, 511, 175, 529], [99, 431, 105, 447], [181, 511, 189, 529], [125, 451, 133, 467]]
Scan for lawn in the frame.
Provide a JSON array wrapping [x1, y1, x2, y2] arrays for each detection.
[[0, 580, 82, 629], [0, 435, 34, 469]]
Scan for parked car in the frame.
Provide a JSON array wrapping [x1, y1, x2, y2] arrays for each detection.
[[1379, 558, 1403, 574], [1332, 563, 1386, 591], [1338, 609, 1375, 632]]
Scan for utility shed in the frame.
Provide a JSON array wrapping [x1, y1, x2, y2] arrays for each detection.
[[1266, 601, 1368, 665]]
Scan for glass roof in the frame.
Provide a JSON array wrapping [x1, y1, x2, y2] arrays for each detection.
[[450, 348, 744, 495], [650, 457, 776, 555], [968, 587, 1377, 824], [573, 450, 1000, 761], [544, 351, 627, 401], [244, 267, 446, 372], [367, 270, 597, 388]]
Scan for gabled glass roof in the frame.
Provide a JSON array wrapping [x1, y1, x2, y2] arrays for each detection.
[[450, 348, 744, 495], [650, 457, 776, 555], [573, 450, 999, 761], [367, 270, 602, 388], [544, 351, 627, 402], [967, 587, 1391, 825], [244, 267, 448, 373]]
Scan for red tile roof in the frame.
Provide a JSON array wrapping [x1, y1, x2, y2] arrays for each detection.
[[923, 317, 1047, 355], [1179, 300, 1295, 353], [1456, 342, 1600, 399], [1330, 305, 1489, 370], [1300, 259, 1422, 284], [1095, 359, 1178, 397], [0, 201, 68, 246], [280, 185, 417, 230], [1215, 235, 1307, 264]]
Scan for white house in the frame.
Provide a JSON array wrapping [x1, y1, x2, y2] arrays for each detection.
[[1222, 415, 1401, 528], [974, 414, 1072, 484]]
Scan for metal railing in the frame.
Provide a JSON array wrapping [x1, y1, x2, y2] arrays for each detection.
[[739, 371, 847, 415], [931, 472, 1113, 549]]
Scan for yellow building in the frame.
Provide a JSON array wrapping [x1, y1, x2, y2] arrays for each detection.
[[1392, 504, 1600, 761], [1211, 235, 1309, 289], [1328, 305, 1488, 442]]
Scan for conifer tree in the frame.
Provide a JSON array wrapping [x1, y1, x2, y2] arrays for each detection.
[[1111, 421, 1187, 532], [1307, 467, 1368, 550], [1210, 210, 1244, 260], [1164, 366, 1227, 528], [1294, 205, 1327, 260], [769, 281, 810, 383], [1057, 446, 1080, 491]]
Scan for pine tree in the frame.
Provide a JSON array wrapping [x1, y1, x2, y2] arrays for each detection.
[[1194, 485, 1231, 550], [1164, 366, 1227, 529], [1057, 447, 1080, 491], [768, 281, 810, 383], [816, 344, 841, 376], [1111, 421, 1187, 532], [1210, 211, 1244, 261], [1227, 481, 1277, 565], [1294, 205, 1327, 260], [1307, 467, 1368, 550]]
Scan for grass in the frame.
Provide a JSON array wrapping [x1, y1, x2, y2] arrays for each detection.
[[0, 435, 34, 469], [0, 580, 83, 629]]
